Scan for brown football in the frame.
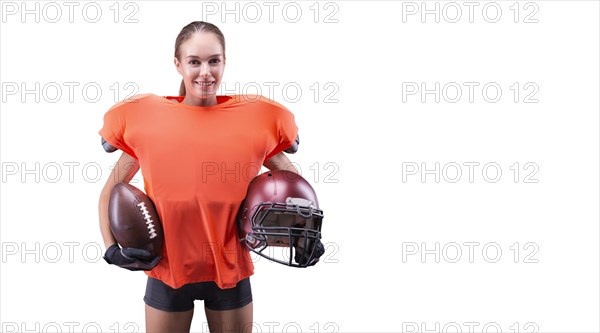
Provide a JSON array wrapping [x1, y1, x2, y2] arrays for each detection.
[[108, 183, 164, 257]]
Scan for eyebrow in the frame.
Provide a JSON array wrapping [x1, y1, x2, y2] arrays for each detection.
[[186, 54, 222, 59]]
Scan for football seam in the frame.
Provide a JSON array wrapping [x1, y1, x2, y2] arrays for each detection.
[[122, 184, 158, 240], [137, 202, 158, 239]]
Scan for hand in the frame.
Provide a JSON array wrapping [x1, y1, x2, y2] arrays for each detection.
[[294, 239, 325, 267], [103, 243, 161, 271]]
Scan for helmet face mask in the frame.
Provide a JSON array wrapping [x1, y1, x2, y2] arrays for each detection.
[[237, 171, 325, 267]]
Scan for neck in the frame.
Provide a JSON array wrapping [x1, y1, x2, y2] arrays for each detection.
[[182, 95, 218, 106]]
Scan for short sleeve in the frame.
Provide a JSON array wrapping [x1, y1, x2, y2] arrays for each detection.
[[98, 99, 137, 159], [265, 104, 299, 161]]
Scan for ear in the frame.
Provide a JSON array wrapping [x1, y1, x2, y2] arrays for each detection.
[[174, 57, 182, 76]]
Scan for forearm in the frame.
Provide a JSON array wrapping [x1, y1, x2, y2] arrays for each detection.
[[263, 152, 299, 174], [99, 189, 117, 250], [98, 152, 139, 251]]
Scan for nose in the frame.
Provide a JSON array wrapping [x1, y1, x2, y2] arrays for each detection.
[[199, 63, 210, 78]]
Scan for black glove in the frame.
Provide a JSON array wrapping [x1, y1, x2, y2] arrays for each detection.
[[294, 239, 325, 267], [103, 243, 161, 271]]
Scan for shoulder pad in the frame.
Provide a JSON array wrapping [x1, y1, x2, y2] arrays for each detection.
[[284, 134, 300, 154], [101, 137, 117, 153]]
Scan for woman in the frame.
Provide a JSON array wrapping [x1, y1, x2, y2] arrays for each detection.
[[98, 21, 300, 333]]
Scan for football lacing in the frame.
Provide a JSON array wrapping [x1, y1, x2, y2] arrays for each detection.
[[137, 202, 157, 239]]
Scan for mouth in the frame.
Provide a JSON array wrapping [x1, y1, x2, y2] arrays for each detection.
[[194, 80, 215, 87]]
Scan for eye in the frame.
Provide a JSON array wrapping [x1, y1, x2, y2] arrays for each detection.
[[188, 60, 199, 65], [210, 58, 221, 64]]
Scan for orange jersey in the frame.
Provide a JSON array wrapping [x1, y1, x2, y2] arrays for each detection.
[[99, 94, 298, 289]]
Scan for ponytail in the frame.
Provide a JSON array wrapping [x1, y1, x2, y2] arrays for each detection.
[[179, 79, 186, 97]]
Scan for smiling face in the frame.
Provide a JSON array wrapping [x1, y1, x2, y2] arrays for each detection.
[[174, 31, 226, 106]]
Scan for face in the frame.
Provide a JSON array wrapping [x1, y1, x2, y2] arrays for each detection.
[[174, 32, 225, 105]]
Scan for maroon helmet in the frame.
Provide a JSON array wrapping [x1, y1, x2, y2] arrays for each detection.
[[237, 170, 324, 267]]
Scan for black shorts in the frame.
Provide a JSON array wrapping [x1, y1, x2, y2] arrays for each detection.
[[143, 277, 252, 312]]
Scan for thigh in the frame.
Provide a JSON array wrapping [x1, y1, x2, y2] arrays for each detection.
[[202, 278, 254, 333], [145, 304, 194, 333], [143, 276, 196, 332], [202, 277, 253, 312], [144, 276, 196, 312], [204, 301, 253, 333]]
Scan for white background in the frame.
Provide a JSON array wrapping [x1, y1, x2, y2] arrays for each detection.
[[1, 1, 599, 332]]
